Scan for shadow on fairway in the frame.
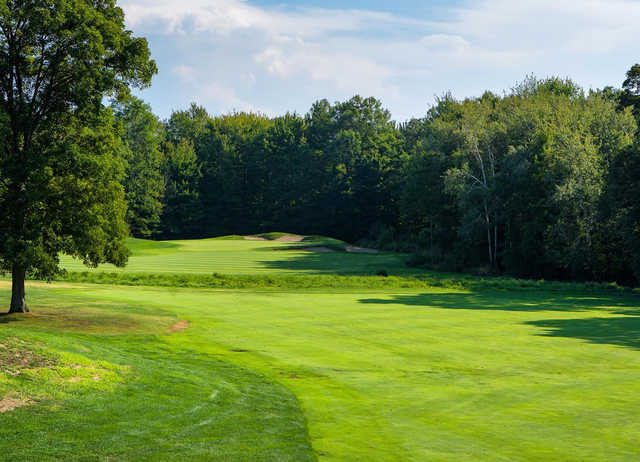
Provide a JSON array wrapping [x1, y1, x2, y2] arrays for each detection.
[[259, 250, 409, 275], [359, 291, 640, 350], [358, 291, 639, 313], [526, 316, 640, 350]]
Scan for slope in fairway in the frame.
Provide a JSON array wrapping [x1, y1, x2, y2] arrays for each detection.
[[59, 236, 414, 275], [3, 280, 640, 461], [0, 282, 314, 462]]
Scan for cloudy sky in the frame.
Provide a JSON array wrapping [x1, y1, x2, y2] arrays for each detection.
[[119, 0, 640, 122]]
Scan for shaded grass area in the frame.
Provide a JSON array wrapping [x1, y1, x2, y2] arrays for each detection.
[[4, 281, 639, 461], [527, 316, 640, 350], [0, 285, 315, 462]]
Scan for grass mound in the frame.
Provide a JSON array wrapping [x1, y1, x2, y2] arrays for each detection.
[[59, 234, 403, 276]]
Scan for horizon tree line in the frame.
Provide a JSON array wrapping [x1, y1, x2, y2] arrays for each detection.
[[115, 67, 640, 286]]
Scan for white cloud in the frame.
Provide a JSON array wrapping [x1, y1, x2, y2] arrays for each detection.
[[121, 0, 426, 37], [172, 64, 196, 81], [171, 63, 258, 113], [122, 0, 640, 121]]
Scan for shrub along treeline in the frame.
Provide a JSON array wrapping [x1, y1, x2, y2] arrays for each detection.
[[117, 68, 640, 286]]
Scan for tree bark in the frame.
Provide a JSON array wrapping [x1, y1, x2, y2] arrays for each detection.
[[8, 265, 29, 314]]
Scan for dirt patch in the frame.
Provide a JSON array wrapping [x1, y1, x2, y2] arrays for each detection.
[[6, 307, 175, 335], [0, 394, 33, 413], [0, 338, 57, 376], [166, 320, 190, 334], [244, 236, 268, 241], [345, 245, 379, 254], [230, 349, 250, 353], [274, 234, 305, 242]]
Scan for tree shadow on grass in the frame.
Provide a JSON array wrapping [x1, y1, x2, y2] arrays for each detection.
[[258, 250, 409, 275], [526, 316, 640, 350], [359, 291, 640, 350], [358, 291, 640, 314], [0, 313, 26, 324]]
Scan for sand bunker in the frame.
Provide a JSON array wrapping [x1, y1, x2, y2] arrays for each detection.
[[274, 235, 305, 242], [244, 236, 268, 241]]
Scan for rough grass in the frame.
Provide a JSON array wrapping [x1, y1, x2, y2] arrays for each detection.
[[58, 269, 629, 293], [57, 235, 630, 294]]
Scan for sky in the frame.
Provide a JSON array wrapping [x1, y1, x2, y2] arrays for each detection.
[[119, 0, 640, 122]]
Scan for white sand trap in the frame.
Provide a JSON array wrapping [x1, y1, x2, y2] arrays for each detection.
[[274, 235, 305, 242], [244, 236, 268, 241]]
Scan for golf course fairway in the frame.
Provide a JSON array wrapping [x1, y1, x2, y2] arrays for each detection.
[[1, 237, 639, 461]]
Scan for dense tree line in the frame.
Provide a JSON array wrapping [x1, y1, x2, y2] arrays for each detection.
[[118, 69, 640, 286], [118, 95, 404, 243]]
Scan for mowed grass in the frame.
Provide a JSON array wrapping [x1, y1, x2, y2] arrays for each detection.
[[59, 236, 413, 275], [0, 283, 314, 462], [2, 281, 640, 460], [2, 236, 640, 461]]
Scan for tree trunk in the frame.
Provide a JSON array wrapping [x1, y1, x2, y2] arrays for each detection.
[[493, 224, 498, 269], [9, 266, 29, 314]]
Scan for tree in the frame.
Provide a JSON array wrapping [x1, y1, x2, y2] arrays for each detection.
[[401, 78, 635, 280], [620, 64, 640, 121], [113, 96, 165, 237], [161, 138, 202, 237], [0, 0, 156, 313]]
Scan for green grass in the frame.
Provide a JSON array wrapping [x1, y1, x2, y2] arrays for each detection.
[[59, 236, 406, 275], [0, 283, 313, 461], [2, 236, 640, 461]]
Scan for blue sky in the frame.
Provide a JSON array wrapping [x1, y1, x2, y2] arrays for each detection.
[[120, 0, 640, 121]]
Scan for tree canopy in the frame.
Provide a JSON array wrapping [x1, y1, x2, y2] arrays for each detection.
[[0, 0, 156, 312], [120, 73, 640, 286]]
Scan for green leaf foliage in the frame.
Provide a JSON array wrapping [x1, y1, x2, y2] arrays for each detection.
[[112, 95, 165, 237], [0, 0, 156, 305]]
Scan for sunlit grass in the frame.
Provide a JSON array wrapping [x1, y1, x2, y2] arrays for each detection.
[[59, 236, 409, 275], [2, 237, 639, 461]]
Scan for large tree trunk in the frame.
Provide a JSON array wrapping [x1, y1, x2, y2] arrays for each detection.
[[9, 266, 29, 314]]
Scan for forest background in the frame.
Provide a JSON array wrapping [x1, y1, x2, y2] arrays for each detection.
[[116, 67, 640, 286]]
